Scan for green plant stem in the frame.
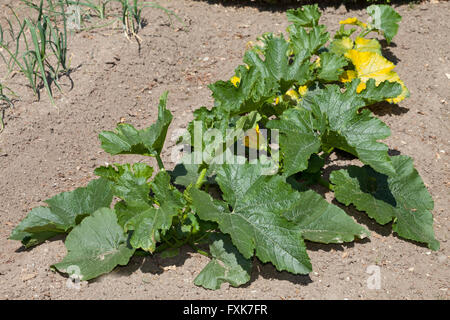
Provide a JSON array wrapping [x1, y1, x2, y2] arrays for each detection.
[[0, 110, 4, 133], [195, 168, 207, 189], [160, 234, 176, 248], [359, 28, 375, 38], [189, 242, 210, 258], [318, 177, 334, 191], [155, 154, 164, 171], [26, 19, 55, 105], [154, 242, 171, 254], [192, 231, 210, 245]]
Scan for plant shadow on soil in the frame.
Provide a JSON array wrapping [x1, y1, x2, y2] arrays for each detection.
[[380, 41, 400, 64], [246, 259, 313, 287], [368, 101, 409, 117], [14, 234, 67, 253], [315, 149, 395, 241], [193, 0, 421, 13], [315, 148, 432, 250], [111, 244, 314, 287]]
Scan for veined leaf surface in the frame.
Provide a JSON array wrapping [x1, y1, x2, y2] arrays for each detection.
[[99, 92, 172, 156], [194, 233, 252, 290], [10, 179, 113, 248], [53, 208, 135, 281], [330, 155, 439, 250]]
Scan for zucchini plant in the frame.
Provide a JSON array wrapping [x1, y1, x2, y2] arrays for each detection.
[[10, 4, 439, 290]]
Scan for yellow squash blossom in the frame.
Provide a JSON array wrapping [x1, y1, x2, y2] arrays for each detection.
[[339, 17, 367, 29], [342, 49, 409, 102], [286, 89, 299, 101], [244, 124, 266, 150], [230, 76, 240, 88], [298, 85, 308, 97], [275, 96, 280, 105], [314, 56, 321, 68], [276, 86, 308, 104]]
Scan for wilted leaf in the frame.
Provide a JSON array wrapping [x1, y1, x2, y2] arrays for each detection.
[[344, 49, 409, 103]]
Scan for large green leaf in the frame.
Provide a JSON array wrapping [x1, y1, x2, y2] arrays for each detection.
[[286, 4, 321, 27], [208, 64, 277, 115], [330, 155, 439, 250], [260, 35, 311, 89], [358, 79, 402, 105], [367, 4, 402, 44], [124, 203, 178, 252], [288, 24, 329, 58], [194, 233, 252, 290], [151, 170, 185, 208], [98, 123, 149, 156], [99, 91, 172, 156], [209, 35, 310, 115], [95, 163, 153, 204], [317, 52, 348, 82], [282, 190, 370, 243], [302, 81, 396, 176], [52, 208, 135, 281], [10, 179, 113, 248], [190, 163, 312, 275], [266, 108, 321, 177], [191, 161, 370, 273], [108, 169, 183, 251]]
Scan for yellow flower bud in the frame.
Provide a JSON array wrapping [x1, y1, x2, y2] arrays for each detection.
[[298, 85, 308, 97], [230, 76, 240, 88]]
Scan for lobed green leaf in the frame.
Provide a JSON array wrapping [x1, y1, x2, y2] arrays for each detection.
[[302, 81, 396, 176], [52, 208, 135, 281], [194, 233, 252, 290], [267, 108, 321, 177], [367, 4, 402, 44], [286, 4, 321, 27], [317, 52, 348, 82], [330, 155, 439, 250], [10, 179, 113, 248], [99, 92, 172, 156]]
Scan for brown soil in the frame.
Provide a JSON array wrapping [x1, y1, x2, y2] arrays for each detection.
[[0, 0, 449, 300]]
